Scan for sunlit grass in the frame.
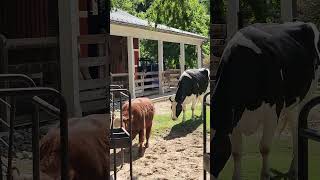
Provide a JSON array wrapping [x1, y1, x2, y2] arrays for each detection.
[[152, 103, 320, 179], [152, 104, 210, 134]]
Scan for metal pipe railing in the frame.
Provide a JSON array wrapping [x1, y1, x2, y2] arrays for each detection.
[[110, 88, 132, 180], [202, 91, 210, 180], [298, 96, 320, 180], [0, 74, 37, 179], [0, 87, 69, 180]]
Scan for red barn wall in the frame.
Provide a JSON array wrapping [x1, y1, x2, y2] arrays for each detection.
[[79, 0, 88, 58], [0, 0, 58, 38]]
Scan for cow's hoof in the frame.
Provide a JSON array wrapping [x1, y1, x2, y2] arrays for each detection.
[[145, 143, 149, 148]]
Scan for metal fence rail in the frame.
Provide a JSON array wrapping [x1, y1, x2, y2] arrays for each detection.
[[202, 91, 210, 179], [110, 88, 132, 180], [0, 74, 37, 179], [0, 87, 69, 180], [298, 96, 320, 180]]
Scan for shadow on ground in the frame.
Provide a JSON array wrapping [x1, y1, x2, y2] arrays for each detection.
[[110, 143, 147, 170], [163, 116, 203, 140]]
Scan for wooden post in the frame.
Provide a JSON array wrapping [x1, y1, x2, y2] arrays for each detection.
[[158, 40, 164, 95], [281, 0, 293, 22], [127, 36, 136, 98], [58, 0, 82, 117], [197, 44, 202, 68], [180, 43, 185, 74], [227, 0, 239, 39]]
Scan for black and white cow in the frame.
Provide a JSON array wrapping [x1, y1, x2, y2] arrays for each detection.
[[210, 21, 320, 180], [170, 68, 210, 121]]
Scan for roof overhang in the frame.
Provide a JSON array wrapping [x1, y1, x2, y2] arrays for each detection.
[[111, 22, 208, 46]]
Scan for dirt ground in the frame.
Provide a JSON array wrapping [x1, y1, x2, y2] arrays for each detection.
[[112, 100, 210, 180], [3, 101, 320, 179], [113, 130, 208, 180], [154, 101, 172, 115]]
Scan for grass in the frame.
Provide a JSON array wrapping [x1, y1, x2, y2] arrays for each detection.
[[152, 104, 210, 134], [219, 136, 320, 180], [152, 104, 320, 179]]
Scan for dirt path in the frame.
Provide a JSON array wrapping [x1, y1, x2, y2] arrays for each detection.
[[113, 100, 209, 180], [154, 101, 172, 115], [114, 129, 208, 180]]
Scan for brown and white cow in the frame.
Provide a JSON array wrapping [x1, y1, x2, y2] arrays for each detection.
[[121, 97, 155, 156]]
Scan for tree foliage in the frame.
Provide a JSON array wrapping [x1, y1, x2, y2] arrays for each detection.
[[111, 0, 209, 69], [298, 0, 320, 27], [240, 0, 280, 25]]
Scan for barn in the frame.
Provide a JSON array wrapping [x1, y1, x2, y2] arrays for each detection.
[[109, 9, 208, 99]]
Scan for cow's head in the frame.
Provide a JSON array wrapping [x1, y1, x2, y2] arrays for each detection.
[[121, 114, 133, 130], [169, 96, 182, 120]]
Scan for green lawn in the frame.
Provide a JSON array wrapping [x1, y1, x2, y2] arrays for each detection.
[[152, 104, 320, 179], [152, 104, 210, 134]]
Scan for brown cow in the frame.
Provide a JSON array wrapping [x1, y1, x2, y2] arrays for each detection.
[[13, 114, 110, 180], [122, 97, 155, 156]]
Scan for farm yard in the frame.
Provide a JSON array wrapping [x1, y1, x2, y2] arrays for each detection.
[[113, 100, 320, 180], [0, 99, 319, 179]]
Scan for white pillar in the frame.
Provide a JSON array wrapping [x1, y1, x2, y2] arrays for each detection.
[[227, 0, 239, 39], [197, 44, 202, 69], [158, 40, 164, 94], [180, 43, 185, 74], [127, 36, 136, 98], [281, 0, 293, 22], [58, 0, 82, 117]]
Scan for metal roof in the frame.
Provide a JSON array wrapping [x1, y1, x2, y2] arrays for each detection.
[[110, 9, 207, 40]]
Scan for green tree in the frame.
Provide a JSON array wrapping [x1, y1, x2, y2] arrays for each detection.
[[111, 0, 210, 69], [144, 0, 209, 69], [298, 0, 320, 27]]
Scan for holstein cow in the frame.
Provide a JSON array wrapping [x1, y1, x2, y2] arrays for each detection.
[[122, 97, 155, 156], [210, 21, 320, 180], [170, 68, 210, 121]]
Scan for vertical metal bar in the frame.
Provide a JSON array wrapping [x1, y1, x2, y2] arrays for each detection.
[[120, 94, 122, 127], [32, 104, 40, 180], [119, 92, 124, 167], [0, 146, 3, 180], [203, 93, 208, 180], [60, 98, 69, 180], [298, 133, 308, 180], [128, 92, 132, 179], [111, 93, 114, 130], [298, 103, 309, 180], [7, 97, 15, 180], [113, 147, 116, 180]]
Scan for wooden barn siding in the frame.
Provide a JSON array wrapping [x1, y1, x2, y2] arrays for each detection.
[[79, 0, 88, 58], [110, 35, 128, 73], [0, 0, 60, 121], [0, 0, 58, 38]]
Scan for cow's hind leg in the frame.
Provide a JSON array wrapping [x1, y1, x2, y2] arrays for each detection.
[[145, 125, 152, 148], [260, 111, 277, 180], [231, 128, 243, 180], [138, 130, 145, 156]]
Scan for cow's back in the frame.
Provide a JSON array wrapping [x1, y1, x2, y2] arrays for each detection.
[[40, 114, 109, 179], [175, 68, 209, 103], [122, 97, 155, 130]]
